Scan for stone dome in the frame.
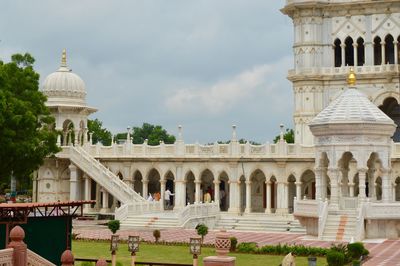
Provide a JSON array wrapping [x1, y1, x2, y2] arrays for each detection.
[[42, 49, 87, 106], [310, 88, 394, 126]]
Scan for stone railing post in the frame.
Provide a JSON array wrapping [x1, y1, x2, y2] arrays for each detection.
[[7, 226, 27, 266], [203, 230, 235, 266], [61, 250, 74, 266]]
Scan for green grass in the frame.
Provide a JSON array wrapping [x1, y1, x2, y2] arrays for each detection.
[[72, 240, 327, 266]]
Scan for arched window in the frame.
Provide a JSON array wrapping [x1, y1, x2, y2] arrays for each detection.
[[385, 34, 395, 64], [357, 37, 365, 66], [345, 37, 354, 66], [334, 39, 342, 67], [374, 36, 382, 65]]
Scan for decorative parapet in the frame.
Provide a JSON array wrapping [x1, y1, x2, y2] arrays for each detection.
[[288, 65, 400, 78], [364, 202, 400, 219], [0, 248, 13, 266], [27, 249, 56, 266], [293, 199, 319, 218], [178, 202, 219, 227]]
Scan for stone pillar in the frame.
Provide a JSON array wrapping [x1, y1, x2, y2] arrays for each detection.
[[74, 129, 79, 146], [228, 181, 240, 213], [349, 183, 355, 197], [393, 183, 397, 201], [95, 183, 101, 210], [276, 182, 288, 214], [7, 226, 27, 266], [69, 164, 79, 201], [142, 180, 148, 199], [353, 43, 358, 66], [328, 168, 339, 207], [381, 41, 386, 65], [341, 44, 345, 66], [160, 180, 166, 207], [395, 41, 399, 65], [315, 167, 323, 200], [265, 181, 271, 214], [381, 169, 391, 203], [84, 175, 92, 212], [174, 180, 186, 209], [295, 181, 302, 200], [245, 181, 251, 213], [100, 189, 110, 213], [214, 180, 220, 204], [195, 180, 201, 203], [358, 168, 367, 200], [368, 169, 376, 200]]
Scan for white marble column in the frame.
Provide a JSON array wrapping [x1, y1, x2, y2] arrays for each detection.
[[392, 183, 396, 201], [276, 182, 288, 214], [395, 41, 399, 65], [349, 182, 355, 197], [214, 180, 220, 204], [295, 181, 302, 200], [95, 183, 101, 210], [265, 181, 271, 214], [358, 168, 367, 200], [381, 41, 386, 65], [142, 180, 148, 199], [174, 180, 186, 210], [245, 181, 251, 213], [315, 167, 323, 200], [328, 168, 339, 207], [160, 180, 166, 207], [100, 189, 110, 213], [228, 181, 240, 213], [195, 181, 201, 203], [74, 130, 79, 146], [353, 43, 358, 66], [84, 175, 91, 212], [381, 169, 391, 203], [341, 44, 345, 66], [368, 169, 376, 200], [69, 164, 79, 201]]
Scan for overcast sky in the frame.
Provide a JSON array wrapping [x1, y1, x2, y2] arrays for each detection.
[[0, 0, 294, 144]]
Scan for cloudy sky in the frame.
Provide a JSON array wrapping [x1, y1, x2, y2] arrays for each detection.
[[0, 0, 294, 144]]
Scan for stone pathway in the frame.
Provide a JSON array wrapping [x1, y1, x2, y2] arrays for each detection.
[[73, 220, 400, 265]]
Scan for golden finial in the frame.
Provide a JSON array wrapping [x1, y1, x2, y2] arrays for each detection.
[[347, 67, 356, 86], [61, 49, 67, 67]]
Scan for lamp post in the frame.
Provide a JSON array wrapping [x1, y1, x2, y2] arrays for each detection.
[[128, 235, 140, 266], [110, 235, 119, 266], [189, 237, 202, 266]]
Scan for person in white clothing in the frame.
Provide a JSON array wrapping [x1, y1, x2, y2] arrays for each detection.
[[147, 193, 153, 202], [164, 188, 174, 209]]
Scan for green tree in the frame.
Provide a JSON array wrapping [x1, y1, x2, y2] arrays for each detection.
[[87, 119, 112, 146], [273, 128, 294, 144], [117, 123, 176, 146], [0, 53, 60, 182]]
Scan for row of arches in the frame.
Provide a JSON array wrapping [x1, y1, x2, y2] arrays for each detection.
[[60, 119, 87, 146], [333, 34, 400, 67]]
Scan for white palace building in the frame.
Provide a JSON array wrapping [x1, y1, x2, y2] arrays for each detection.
[[35, 0, 400, 241]]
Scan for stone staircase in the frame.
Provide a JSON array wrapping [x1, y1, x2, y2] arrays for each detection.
[[214, 213, 305, 233], [121, 212, 180, 229], [321, 210, 357, 241], [69, 146, 145, 204]]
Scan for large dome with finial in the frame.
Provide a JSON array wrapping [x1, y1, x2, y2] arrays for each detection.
[[42, 49, 87, 106]]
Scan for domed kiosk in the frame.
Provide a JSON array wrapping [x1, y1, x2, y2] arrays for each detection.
[[42, 49, 97, 146], [294, 70, 400, 241]]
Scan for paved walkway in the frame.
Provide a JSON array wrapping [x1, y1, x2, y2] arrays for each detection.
[[73, 220, 400, 265]]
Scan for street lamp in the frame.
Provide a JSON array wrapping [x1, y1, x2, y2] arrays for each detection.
[[128, 235, 140, 266], [189, 237, 202, 266], [110, 235, 119, 266]]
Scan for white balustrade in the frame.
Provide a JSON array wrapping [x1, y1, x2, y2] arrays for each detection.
[[293, 199, 319, 218], [318, 200, 328, 239], [27, 249, 56, 266]]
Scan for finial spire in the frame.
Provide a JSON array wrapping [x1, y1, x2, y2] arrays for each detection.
[[347, 67, 356, 86], [61, 49, 67, 67]]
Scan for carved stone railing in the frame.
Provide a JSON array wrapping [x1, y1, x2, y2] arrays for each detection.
[[68, 146, 145, 204], [115, 201, 163, 220], [0, 248, 13, 266], [364, 201, 400, 219], [177, 202, 219, 227], [355, 202, 366, 241], [318, 200, 328, 239], [288, 64, 400, 77], [293, 199, 319, 218], [27, 249, 56, 266]]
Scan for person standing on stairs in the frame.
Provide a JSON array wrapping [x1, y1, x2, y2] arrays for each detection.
[[164, 188, 174, 210]]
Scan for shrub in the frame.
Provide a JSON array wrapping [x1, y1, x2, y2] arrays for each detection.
[[347, 242, 365, 260], [237, 242, 257, 253], [153, 229, 161, 243], [107, 220, 120, 234], [196, 224, 208, 242], [80, 262, 94, 266], [229, 237, 237, 252], [326, 250, 346, 266], [352, 259, 361, 266]]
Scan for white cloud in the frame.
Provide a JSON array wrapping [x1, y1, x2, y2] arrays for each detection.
[[165, 57, 291, 115]]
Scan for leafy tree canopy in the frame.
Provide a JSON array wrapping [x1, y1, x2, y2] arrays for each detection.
[[0, 53, 60, 182], [117, 123, 176, 146], [88, 119, 112, 146], [273, 128, 294, 144]]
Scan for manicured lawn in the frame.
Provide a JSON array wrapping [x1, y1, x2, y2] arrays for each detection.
[[72, 240, 327, 265]]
